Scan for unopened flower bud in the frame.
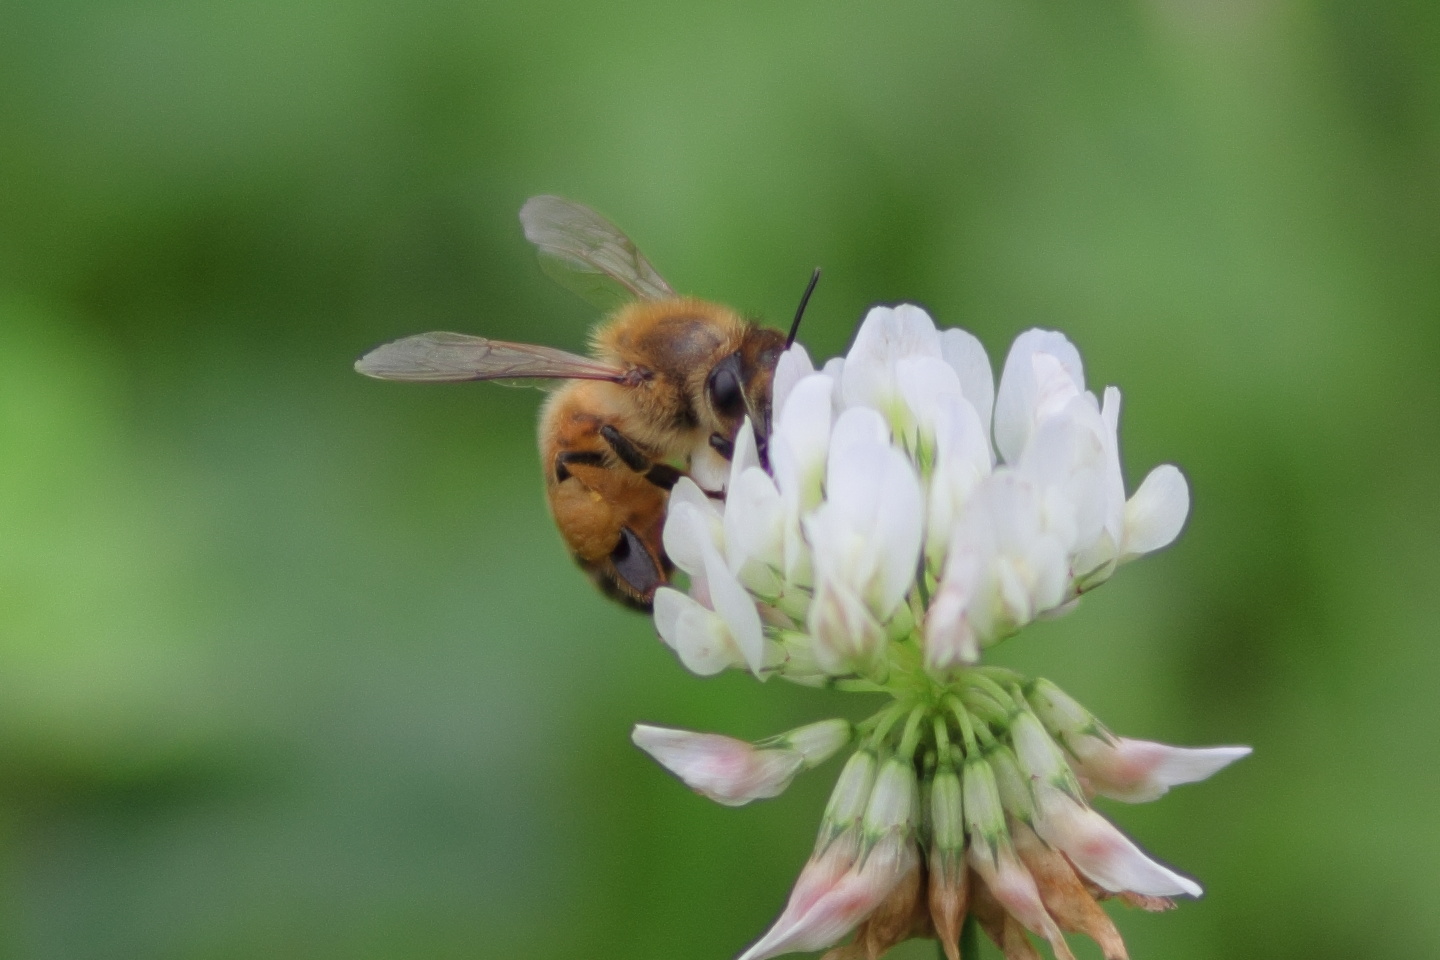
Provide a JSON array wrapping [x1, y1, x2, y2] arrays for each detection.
[[1011, 708, 1081, 797], [961, 757, 1006, 854], [864, 756, 920, 839], [928, 759, 969, 960], [1028, 678, 1108, 744], [779, 719, 855, 770], [819, 748, 878, 845], [987, 745, 1035, 824]]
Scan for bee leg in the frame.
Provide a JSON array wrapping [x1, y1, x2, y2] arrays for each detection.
[[598, 424, 680, 491], [708, 433, 735, 460], [554, 450, 606, 483], [599, 424, 651, 472], [643, 463, 682, 490]]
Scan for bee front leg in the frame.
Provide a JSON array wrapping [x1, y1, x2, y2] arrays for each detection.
[[598, 424, 680, 491]]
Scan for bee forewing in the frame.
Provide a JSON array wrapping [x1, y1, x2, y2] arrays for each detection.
[[520, 195, 677, 308], [355, 332, 628, 383]]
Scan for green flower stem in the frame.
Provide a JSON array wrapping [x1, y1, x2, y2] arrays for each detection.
[[898, 704, 928, 758], [945, 696, 979, 757]]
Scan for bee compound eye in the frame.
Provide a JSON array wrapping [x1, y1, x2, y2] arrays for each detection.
[[610, 527, 662, 599], [706, 354, 745, 419]]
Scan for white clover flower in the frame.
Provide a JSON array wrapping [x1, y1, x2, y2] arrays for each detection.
[[633, 305, 1249, 960]]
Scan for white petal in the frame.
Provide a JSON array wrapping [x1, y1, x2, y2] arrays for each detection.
[[653, 587, 741, 676], [1122, 464, 1190, 557], [772, 344, 815, 421], [701, 539, 766, 675], [993, 329, 1085, 464], [688, 441, 732, 494], [828, 407, 891, 477], [940, 327, 995, 437], [662, 500, 720, 579], [771, 374, 835, 510], [841, 304, 942, 414], [724, 466, 785, 596], [896, 354, 963, 447], [728, 418, 762, 493], [868, 446, 924, 615], [651, 587, 689, 650]]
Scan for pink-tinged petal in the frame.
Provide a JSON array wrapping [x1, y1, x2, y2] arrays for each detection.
[[1074, 738, 1251, 804], [748, 827, 864, 960], [993, 330, 1085, 465], [1121, 464, 1189, 558], [740, 833, 918, 960], [923, 553, 981, 673], [772, 344, 815, 421], [1032, 782, 1202, 898], [631, 724, 804, 806], [967, 842, 1077, 960], [940, 327, 995, 437]]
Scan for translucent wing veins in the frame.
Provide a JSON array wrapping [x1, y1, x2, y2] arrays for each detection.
[[520, 195, 676, 306], [355, 332, 637, 384]]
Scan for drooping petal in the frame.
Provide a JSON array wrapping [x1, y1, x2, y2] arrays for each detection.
[[631, 724, 804, 806], [968, 841, 1077, 960], [1031, 782, 1202, 898], [1073, 738, 1251, 804], [1121, 464, 1190, 558], [1013, 824, 1128, 960], [739, 832, 917, 960]]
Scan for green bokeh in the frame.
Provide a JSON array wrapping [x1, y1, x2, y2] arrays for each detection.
[[2, 1, 1437, 957]]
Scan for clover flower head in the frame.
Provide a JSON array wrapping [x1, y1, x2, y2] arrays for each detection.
[[637, 305, 1249, 960]]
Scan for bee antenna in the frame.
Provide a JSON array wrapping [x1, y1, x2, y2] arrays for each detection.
[[785, 268, 821, 349]]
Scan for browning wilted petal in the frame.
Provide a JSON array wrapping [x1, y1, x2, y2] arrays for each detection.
[[928, 852, 970, 960], [1014, 826, 1127, 960]]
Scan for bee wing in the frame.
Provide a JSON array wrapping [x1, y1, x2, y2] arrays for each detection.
[[520, 195, 678, 309], [355, 332, 629, 383]]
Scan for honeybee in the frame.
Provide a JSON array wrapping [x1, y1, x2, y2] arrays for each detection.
[[356, 196, 816, 611]]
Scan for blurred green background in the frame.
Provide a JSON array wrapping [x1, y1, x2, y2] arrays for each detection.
[[2, 0, 1437, 958]]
